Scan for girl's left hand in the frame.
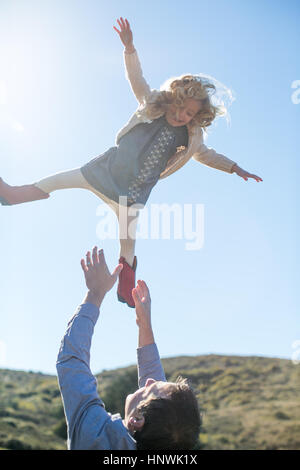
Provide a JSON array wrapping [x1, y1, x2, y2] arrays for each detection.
[[233, 164, 263, 182]]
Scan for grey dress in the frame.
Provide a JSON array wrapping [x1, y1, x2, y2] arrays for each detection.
[[81, 115, 188, 206]]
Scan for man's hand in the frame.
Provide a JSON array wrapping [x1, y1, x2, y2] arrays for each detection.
[[80, 246, 123, 307], [113, 17, 135, 53], [132, 280, 154, 347], [232, 164, 263, 182]]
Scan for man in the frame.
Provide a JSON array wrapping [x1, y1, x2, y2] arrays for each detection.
[[56, 246, 201, 450]]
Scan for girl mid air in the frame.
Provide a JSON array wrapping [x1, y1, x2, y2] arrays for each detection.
[[0, 17, 262, 308]]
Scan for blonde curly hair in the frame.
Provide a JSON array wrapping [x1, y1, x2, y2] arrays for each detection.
[[142, 74, 233, 133]]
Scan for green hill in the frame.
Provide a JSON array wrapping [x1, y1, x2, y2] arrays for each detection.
[[0, 354, 299, 450]]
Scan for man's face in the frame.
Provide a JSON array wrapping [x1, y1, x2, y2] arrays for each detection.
[[124, 378, 176, 426]]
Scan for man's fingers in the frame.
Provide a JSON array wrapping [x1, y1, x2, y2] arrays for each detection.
[[97, 248, 108, 265], [86, 251, 92, 267], [80, 259, 88, 273], [99, 249, 109, 273], [92, 246, 99, 265], [137, 280, 149, 300], [112, 263, 123, 280], [113, 26, 121, 34], [136, 283, 145, 302], [141, 280, 149, 297], [132, 289, 138, 306], [132, 288, 141, 304], [137, 282, 146, 300]]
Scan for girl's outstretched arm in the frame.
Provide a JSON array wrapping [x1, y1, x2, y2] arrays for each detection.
[[193, 144, 263, 182], [113, 17, 151, 104]]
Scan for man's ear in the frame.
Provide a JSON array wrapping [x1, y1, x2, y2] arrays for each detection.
[[128, 415, 145, 432]]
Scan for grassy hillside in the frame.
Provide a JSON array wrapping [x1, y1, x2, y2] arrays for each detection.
[[0, 354, 299, 450]]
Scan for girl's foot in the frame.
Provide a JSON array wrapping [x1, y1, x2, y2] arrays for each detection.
[[117, 256, 137, 308], [0, 178, 50, 205]]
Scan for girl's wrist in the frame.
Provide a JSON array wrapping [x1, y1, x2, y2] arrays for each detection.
[[124, 44, 136, 54]]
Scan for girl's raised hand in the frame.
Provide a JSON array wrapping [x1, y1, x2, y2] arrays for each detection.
[[113, 17, 133, 49]]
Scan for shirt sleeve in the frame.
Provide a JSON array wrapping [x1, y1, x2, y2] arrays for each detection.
[[137, 343, 166, 388], [192, 143, 236, 174], [124, 49, 152, 105], [56, 303, 135, 450]]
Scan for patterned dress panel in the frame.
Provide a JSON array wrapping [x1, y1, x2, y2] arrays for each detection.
[[127, 126, 176, 204]]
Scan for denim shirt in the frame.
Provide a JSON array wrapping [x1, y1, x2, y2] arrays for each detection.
[[56, 303, 166, 450]]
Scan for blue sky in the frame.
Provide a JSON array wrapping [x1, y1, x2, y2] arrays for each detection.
[[0, 0, 299, 375]]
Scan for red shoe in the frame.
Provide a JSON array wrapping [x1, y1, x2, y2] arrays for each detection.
[[117, 256, 137, 308]]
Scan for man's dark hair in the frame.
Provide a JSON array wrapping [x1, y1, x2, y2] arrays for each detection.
[[134, 377, 201, 450]]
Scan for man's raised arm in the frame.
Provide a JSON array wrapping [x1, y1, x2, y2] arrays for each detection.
[[132, 280, 166, 388], [56, 247, 124, 449]]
